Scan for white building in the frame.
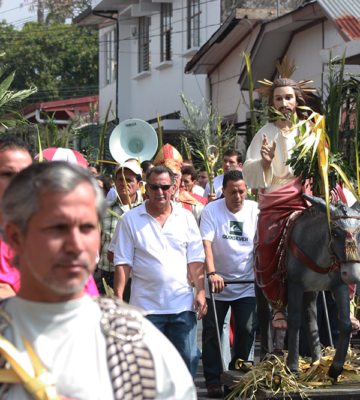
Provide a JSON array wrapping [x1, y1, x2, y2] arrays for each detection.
[[184, 0, 360, 154], [75, 0, 221, 138]]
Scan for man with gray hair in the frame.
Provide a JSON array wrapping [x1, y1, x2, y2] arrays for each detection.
[[113, 165, 207, 379], [0, 161, 196, 399]]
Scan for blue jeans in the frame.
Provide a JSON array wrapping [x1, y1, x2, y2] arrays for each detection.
[[147, 311, 199, 379], [202, 297, 257, 386]]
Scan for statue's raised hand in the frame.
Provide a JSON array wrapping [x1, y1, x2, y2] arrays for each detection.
[[260, 134, 276, 170]]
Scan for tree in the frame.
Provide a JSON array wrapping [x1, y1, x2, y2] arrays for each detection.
[[21, 0, 91, 22], [0, 21, 98, 104]]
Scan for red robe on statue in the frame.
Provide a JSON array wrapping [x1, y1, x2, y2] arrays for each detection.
[[254, 178, 352, 308]]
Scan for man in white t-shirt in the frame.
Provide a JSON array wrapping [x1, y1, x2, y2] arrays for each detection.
[[1, 161, 196, 400], [204, 149, 243, 201], [113, 165, 207, 379], [200, 169, 258, 398]]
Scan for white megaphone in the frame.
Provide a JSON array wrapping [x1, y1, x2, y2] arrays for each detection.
[[109, 119, 158, 164]]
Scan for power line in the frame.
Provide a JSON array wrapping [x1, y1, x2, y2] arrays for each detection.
[[0, 3, 34, 15], [0, 0, 216, 37], [0, 20, 221, 48]]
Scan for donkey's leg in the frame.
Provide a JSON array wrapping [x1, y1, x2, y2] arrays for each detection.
[[329, 284, 352, 380], [302, 291, 322, 363], [255, 281, 272, 359], [287, 283, 304, 371]]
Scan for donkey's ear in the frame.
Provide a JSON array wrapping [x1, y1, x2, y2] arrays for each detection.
[[302, 194, 338, 214], [351, 201, 360, 214]]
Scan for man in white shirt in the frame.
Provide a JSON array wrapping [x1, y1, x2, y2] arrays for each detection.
[[204, 149, 242, 201], [1, 161, 196, 399], [113, 165, 207, 379], [200, 169, 258, 398], [98, 161, 143, 297]]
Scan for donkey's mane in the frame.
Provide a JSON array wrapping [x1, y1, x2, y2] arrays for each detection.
[[303, 205, 322, 217]]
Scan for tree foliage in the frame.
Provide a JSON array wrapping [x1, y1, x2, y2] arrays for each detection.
[[0, 63, 37, 128], [22, 0, 91, 22], [0, 21, 98, 104], [178, 92, 236, 173]]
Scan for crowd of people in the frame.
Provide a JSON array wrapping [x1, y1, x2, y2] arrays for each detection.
[[0, 70, 359, 400]]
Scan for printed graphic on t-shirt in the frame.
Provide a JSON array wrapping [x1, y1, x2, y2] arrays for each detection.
[[222, 221, 248, 242], [229, 221, 243, 236]]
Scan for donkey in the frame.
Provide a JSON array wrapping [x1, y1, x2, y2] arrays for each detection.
[[256, 194, 360, 380]]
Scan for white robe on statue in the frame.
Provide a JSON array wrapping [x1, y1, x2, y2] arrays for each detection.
[[243, 123, 299, 194]]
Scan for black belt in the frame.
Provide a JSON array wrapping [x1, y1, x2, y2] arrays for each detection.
[[101, 270, 114, 277]]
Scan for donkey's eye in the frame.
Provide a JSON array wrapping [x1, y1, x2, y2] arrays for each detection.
[[331, 231, 338, 237]]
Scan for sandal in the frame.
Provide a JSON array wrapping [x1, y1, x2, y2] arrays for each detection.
[[272, 309, 288, 331]]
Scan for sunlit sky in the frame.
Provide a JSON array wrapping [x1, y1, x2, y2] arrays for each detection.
[[0, 1, 46, 26]]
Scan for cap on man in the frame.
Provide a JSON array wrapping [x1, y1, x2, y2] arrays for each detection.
[[204, 149, 242, 201], [98, 161, 143, 296], [1, 161, 196, 399]]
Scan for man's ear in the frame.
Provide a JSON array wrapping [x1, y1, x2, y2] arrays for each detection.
[[138, 181, 143, 189], [239, 163, 243, 168], [5, 222, 25, 255], [193, 179, 197, 187]]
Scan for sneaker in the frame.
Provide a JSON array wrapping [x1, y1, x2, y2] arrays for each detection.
[[207, 383, 223, 398]]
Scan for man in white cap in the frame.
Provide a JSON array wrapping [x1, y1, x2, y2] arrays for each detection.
[[98, 161, 143, 295]]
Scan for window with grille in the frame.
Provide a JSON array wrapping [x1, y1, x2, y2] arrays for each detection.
[[105, 30, 117, 85], [139, 17, 151, 72], [161, 4, 173, 62], [187, 0, 201, 49]]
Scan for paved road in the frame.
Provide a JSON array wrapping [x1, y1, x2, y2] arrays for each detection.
[[195, 342, 261, 399]]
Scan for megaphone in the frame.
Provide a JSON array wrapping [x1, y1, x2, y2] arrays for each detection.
[[109, 119, 158, 164]]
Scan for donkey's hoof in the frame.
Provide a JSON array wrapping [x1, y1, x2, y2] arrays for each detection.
[[329, 364, 343, 380]]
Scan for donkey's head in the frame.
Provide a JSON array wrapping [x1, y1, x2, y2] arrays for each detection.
[[303, 194, 360, 285]]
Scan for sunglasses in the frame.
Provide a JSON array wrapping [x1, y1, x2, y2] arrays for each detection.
[[148, 184, 173, 191]]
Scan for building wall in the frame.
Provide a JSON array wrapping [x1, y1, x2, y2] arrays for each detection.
[[99, 23, 117, 122], [209, 23, 261, 154], [207, 19, 360, 155], [286, 22, 324, 91], [287, 20, 360, 95], [97, 0, 221, 129]]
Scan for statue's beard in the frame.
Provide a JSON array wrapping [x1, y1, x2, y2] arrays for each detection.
[[278, 106, 295, 121]]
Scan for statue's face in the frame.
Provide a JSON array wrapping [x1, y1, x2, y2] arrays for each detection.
[[273, 86, 297, 120]]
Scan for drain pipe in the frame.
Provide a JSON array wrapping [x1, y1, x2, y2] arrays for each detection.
[[35, 109, 71, 125]]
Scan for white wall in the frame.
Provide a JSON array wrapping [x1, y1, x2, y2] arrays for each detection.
[[99, 23, 117, 122], [208, 24, 261, 154], [206, 19, 360, 155], [97, 0, 221, 127], [287, 23, 323, 91], [210, 19, 360, 124]]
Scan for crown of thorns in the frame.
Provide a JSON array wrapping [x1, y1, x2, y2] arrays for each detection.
[[255, 56, 316, 98]]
